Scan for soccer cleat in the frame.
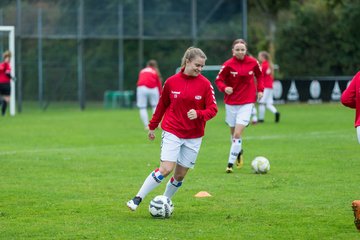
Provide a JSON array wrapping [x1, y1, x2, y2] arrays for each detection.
[[127, 196, 142, 211], [225, 167, 233, 173], [275, 112, 280, 123], [352, 200, 360, 230], [236, 150, 244, 169]]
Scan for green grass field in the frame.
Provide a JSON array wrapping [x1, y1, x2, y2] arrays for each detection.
[[0, 103, 359, 239]]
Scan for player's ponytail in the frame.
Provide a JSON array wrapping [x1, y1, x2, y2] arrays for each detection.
[[180, 47, 207, 68]]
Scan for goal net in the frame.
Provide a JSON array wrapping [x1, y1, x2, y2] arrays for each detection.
[[0, 26, 15, 116]]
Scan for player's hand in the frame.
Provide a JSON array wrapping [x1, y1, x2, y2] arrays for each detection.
[[148, 130, 155, 141], [187, 109, 197, 120], [257, 92, 263, 101], [224, 87, 233, 95]]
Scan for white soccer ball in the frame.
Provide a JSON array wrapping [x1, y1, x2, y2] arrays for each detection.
[[251, 156, 270, 174], [149, 195, 174, 218]]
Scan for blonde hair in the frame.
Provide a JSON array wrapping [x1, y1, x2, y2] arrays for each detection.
[[259, 51, 274, 74], [3, 50, 11, 60], [181, 47, 207, 68]]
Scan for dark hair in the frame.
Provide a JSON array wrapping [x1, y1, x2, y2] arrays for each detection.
[[259, 51, 270, 61], [181, 47, 207, 68], [147, 59, 158, 68], [146, 59, 162, 80]]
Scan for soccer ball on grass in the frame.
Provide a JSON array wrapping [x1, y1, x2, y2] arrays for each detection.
[[251, 156, 270, 174], [149, 195, 174, 218]]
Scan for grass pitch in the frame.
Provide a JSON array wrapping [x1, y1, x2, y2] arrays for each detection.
[[0, 103, 359, 239]]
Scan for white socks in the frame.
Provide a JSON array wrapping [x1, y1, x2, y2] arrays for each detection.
[[139, 108, 149, 127], [135, 169, 184, 200], [228, 138, 242, 164], [164, 177, 183, 199], [136, 168, 164, 199], [259, 104, 278, 120]]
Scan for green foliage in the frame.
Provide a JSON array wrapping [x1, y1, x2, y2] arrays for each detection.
[[276, 1, 360, 76], [0, 103, 359, 239]]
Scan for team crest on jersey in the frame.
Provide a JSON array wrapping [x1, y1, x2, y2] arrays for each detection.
[[230, 71, 238, 77], [195, 95, 202, 100], [172, 90, 181, 98], [248, 71, 254, 75]]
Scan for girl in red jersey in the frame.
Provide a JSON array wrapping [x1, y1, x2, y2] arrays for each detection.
[[215, 39, 264, 173], [127, 47, 218, 211], [341, 71, 360, 144], [0, 50, 12, 116], [257, 51, 280, 123], [136, 59, 163, 130]]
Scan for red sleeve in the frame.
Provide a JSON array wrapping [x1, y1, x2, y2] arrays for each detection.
[[341, 72, 359, 109], [4, 62, 11, 74], [215, 65, 230, 92], [254, 61, 264, 93], [148, 80, 170, 130], [196, 82, 218, 122], [157, 75, 162, 95]]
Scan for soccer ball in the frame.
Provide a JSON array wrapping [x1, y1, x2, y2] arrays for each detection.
[[149, 195, 174, 218], [251, 156, 270, 174]]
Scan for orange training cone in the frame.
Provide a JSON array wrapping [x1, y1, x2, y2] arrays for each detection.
[[194, 191, 212, 198]]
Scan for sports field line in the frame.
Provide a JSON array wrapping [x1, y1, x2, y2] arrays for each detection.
[[244, 130, 348, 140], [0, 144, 150, 156], [0, 130, 349, 156]]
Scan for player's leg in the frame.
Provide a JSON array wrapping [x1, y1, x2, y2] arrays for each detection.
[[163, 164, 188, 199], [0, 83, 10, 116], [164, 137, 201, 198], [149, 87, 160, 113], [251, 105, 258, 124], [227, 124, 245, 172], [225, 104, 236, 173], [127, 131, 180, 211], [265, 89, 280, 123], [226, 104, 253, 173], [357, 126, 360, 144], [136, 86, 149, 129], [258, 88, 269, 122]]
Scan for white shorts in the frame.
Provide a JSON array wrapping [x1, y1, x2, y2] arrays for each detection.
[[225, 103, 254, 127], [258, 88, 274, 105], [160, 131, 202, 169], [357, 126, 360, 144], [136, 86, 159, 108]]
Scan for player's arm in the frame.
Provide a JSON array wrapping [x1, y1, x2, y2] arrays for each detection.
[[195, 82, 218, 121], [254, 61, 264, 94], [341, 72, 359, 109], [214, 65, 230, 93], [149, 80, 170, 130], [156, 75, 162, 95]]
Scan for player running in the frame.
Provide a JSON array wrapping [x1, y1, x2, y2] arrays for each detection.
[[257, 51, 280, 123], [127, 47, 218, 211], [215, 39, 264, 173], [136, 59, 163, 130]]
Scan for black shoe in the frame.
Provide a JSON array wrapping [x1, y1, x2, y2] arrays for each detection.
[[258, 119, 264, 123], [275, 112, 280, 123]]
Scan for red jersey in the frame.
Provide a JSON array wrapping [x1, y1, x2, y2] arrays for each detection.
[[341, 71, 360, 127], [148, 70, 218, 138], [215, 55, 264, 105], [0, 61, 11, 84], [137, 66, 162, 94], [261, 60, 274, 89]]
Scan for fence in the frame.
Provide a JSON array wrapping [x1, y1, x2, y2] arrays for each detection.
[[0, 0, 247, 111]]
